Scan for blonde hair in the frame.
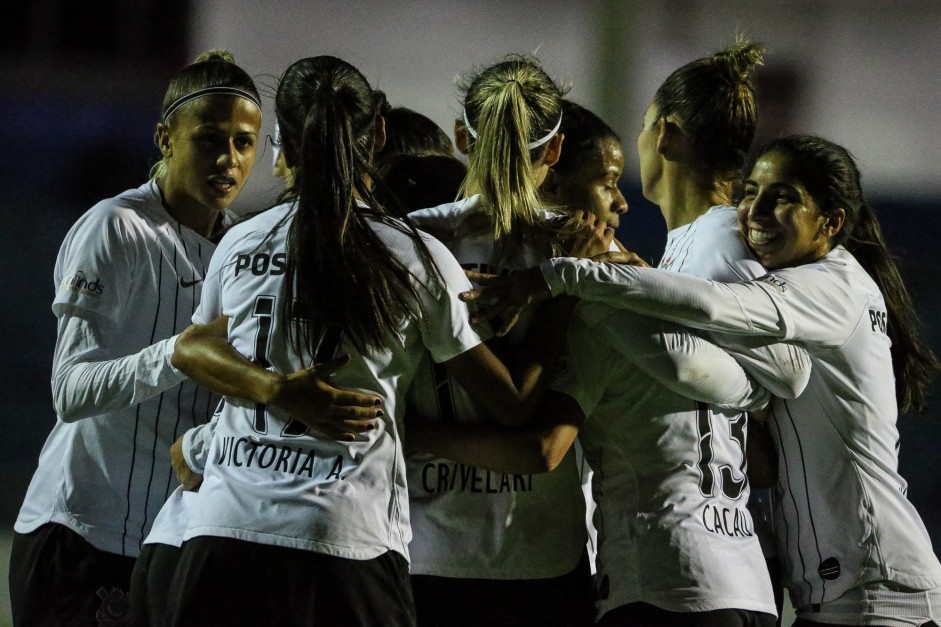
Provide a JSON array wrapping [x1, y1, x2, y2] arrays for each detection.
[[150, 49, 259, 179], [458, 54, 563, 240]]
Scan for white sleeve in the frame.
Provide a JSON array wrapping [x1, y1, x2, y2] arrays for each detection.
[[542, 258, 789, 338], [418, 236, 485, 363], [581, 305, 769, 410], [51, 310, 185, 422], [543, 257, 860, 349], [548, 319, 612, 420], [182, 419, 217, 474], [708, 333, 811, 399]]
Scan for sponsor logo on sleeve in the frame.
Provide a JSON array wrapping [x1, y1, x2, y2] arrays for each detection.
[[758, 273, 787, 293], [61, 270, 104, 296], [869, 308, 887, 334]]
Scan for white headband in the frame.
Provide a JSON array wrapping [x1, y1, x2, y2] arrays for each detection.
[[462, 108, 562, 150], [162, 86, 262, 123]]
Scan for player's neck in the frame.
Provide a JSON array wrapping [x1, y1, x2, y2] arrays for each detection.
[[658, 175, 732, 231], [156, 180, 220, 238]]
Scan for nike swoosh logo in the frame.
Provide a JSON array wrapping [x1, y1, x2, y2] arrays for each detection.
[[179, 277, 203, 288]]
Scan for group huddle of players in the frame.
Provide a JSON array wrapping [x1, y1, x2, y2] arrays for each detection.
[[9, 42, 941, 627]]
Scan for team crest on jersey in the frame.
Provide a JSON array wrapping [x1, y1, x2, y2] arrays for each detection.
[[95, 587, 130, 626], [61, 270, 104, 296], [758, 273, 787, 293]]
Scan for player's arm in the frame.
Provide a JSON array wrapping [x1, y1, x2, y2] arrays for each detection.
[[171, 317, 383, 441], [598, 311, 770, 410], [408, 390, 584, 474], [51, 309, 187, 422], [709, 334, 811, 399]]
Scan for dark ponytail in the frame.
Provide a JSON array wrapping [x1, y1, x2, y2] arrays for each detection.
[[275, 56, 437, 355], [749, 135, 939, 413]]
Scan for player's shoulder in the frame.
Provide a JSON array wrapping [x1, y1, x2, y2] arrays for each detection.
[[217, 202, 292, 249], [64, 181, 161, 246], [775, 246, 874, 293], [694, 206, 742, 242]]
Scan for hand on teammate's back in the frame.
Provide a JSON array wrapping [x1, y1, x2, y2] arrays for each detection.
[[268, 355, 384, 441]]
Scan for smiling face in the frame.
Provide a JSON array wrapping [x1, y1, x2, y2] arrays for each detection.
[[552, 137, 628, 228], [738, 150, 843, 269], [158, 94, 261, 218]]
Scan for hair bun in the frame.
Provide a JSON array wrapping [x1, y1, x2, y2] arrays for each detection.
[[714, 39, 765, 83], [193, 49, 236, 65]]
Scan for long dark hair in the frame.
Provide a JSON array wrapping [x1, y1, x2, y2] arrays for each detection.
[[748, 134, 939, 413], [654, 39, 764, 180], [274, 55, 437, 355]]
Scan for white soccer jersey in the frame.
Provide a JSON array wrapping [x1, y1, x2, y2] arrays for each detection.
[[143, 413, 220, 548], [15, 180, 219, 557], [660, 205, 803, 562], [183, 202, 482, 560], [660, 206, 809, 399], [404, 196, 587, 579], [553, 305, 776, 617], [659, 205, 759, 281], [543, 247, 941, 609]]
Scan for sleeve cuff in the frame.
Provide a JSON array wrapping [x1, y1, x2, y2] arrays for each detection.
[[540, 258, 570, 297]]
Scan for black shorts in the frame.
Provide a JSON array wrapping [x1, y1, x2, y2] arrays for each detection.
[[410, 551, 594, 627], [128, 542, 182, 626], [165, 535, 416, 626], [598, 601, 777, 627], [9, 523, 137, 627]]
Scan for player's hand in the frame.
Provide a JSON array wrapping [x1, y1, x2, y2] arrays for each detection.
[[268, 355, 383, 441], [565, 211, 615, 259], [460, 266, 551, 336], [170, 436, 203, 491], [590, 249, 650, 267]]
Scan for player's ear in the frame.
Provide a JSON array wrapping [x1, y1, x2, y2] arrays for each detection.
[[155, 123, 172, 158], [657, 116, 690, 162], [540, 132, 564, 168], [820, 207, 846, 239], [454, 118, 470, 155]]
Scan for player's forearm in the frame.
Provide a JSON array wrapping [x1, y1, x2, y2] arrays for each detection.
[[172, 322, 280, 405], [407, 421, 564, 474], [541, 258, 786, 337], [502, 296, 578, 426], [181, 420, 217, 474], [52, 332, 184, 422], [631, 323, 770, 411], [711, 335, 811, 399]]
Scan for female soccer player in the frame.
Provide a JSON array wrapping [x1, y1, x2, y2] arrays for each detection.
[[404, 55, 596, 627], [540, 100, 629, 233], [415, 43, 819, 626], [8, 50, 263, 625], [471, 134, 941, 627], [163, 55, 588, 626]]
